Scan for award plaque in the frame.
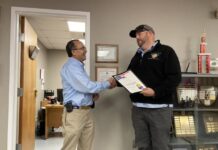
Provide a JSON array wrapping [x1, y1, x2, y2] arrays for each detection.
[[177, 88, 197, 102], [174, 115, 196, 137], [203, 113, 218, 134], [198, 145, 217, 150], [199, 86, 217, 106]]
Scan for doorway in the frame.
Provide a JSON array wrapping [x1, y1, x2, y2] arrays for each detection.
[[9, 7, 90, 150]]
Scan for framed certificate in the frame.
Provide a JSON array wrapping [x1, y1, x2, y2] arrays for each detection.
[[198, 145, 217, 150], [96, 66, 118, 82], [95, 44, 118, 63], [113, 70, 146, 93]]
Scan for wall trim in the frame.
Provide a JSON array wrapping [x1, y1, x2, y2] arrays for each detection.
[[9, 7, 90, 150]]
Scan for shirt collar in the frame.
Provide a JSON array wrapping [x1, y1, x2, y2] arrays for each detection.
[[68, 57, 84, 67], [137, 41, 158, 57]]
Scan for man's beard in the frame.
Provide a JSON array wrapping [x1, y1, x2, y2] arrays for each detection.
[[137, 38, 146, 48]]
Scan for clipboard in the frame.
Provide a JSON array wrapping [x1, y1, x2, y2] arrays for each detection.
[[113, 70, 146, 93]]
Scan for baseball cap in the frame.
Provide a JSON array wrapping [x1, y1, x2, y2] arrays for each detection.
[[129, 24, 155, 38]]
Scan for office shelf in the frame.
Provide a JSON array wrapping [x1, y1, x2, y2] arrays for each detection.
[[171, 73, 218, 150]]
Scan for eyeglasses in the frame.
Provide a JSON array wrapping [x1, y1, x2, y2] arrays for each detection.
[[74, 46, 86, 51]]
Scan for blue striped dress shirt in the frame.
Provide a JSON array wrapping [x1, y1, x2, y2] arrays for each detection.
[[60, 57, 110, 106]]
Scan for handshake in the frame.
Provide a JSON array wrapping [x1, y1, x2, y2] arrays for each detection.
[[107, 77, 117, 89]]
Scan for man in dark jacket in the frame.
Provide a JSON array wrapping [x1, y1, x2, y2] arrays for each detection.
[[128, 24, 181, 150]]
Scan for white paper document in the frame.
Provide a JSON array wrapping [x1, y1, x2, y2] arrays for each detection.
[[113, 70, 146, 93]]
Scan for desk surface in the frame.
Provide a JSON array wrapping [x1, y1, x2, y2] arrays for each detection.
[[44, 104, 63, 139], [42, 104, 64, 109], [45, 104, 64, 107]]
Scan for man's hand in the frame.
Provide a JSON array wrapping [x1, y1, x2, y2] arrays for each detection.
[[140, 87, 155, 97], [93, 93, 100, 101], [107, 77, 117, 89]]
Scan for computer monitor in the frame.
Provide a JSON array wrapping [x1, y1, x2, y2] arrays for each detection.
[[57, 89, 63, 104], [44, 90, 54, 98]]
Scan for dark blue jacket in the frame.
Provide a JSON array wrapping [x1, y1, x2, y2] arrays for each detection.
[[127, 40, 181, 104]]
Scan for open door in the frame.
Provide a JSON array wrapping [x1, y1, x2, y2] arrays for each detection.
[[18, 16, 37, 150]]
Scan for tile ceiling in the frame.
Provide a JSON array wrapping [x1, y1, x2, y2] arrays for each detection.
[[27, 15, 86, 50]]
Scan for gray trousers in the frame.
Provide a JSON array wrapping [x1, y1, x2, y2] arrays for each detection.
[[132, 106, 172, 150]]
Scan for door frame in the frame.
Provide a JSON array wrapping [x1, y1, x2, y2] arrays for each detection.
[[9, 7, 90, 150]]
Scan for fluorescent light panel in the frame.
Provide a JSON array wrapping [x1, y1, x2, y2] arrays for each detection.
[[67, 21, 85, 32]]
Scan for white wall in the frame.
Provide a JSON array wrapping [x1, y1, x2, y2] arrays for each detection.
[[35, 40, 48, 119], [90, 0, 218, 74], [35, 41, 66, 120], [46, 49, 67, 93], [1, 0, 218, 149], [0, 4, 11, 150], [36, 41, 67, 118]]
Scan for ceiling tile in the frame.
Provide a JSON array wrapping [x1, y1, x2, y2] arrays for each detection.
[[27, 15, 86, 50]]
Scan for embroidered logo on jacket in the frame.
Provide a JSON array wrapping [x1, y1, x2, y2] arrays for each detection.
[[149, 52, 161, 60]]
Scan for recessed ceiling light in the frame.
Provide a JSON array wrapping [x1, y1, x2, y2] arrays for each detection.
[[67, 21, 85, 32]]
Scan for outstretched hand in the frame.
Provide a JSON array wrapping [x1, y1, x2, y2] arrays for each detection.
[[107, 77, 117, 89]]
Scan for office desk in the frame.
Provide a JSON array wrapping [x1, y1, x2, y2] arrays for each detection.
[[44, 104, 64, 139]]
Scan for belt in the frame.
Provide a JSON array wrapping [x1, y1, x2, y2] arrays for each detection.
[[72, 105, 92, 109], [64, 102, 95, 112]]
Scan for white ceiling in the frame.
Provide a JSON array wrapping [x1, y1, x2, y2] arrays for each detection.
[[27, 15, 86, 50]]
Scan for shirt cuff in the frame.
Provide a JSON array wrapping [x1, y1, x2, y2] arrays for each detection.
[[103, 81, 110, 89]]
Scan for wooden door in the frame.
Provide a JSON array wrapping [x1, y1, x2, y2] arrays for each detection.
[[19, 16, 37, 150]]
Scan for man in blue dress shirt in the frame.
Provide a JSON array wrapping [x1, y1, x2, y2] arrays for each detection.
[[60, 39, 116, 150]]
